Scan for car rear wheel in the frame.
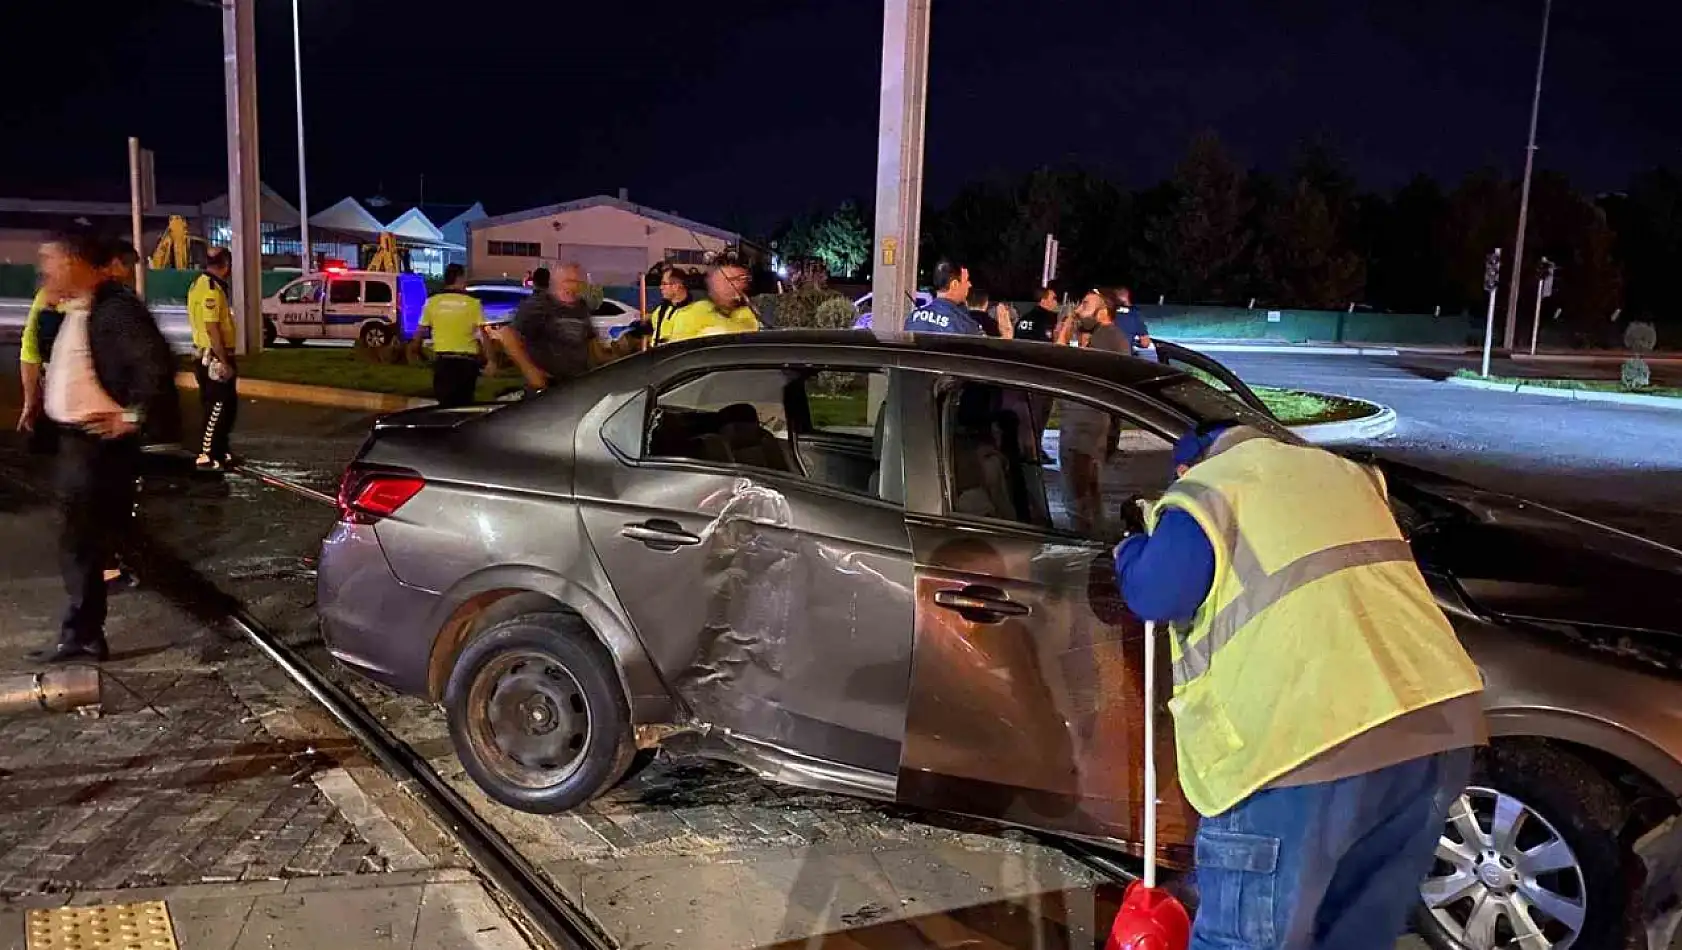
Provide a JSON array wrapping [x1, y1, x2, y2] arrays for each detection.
[[1414, 743, 1627, 950], [445, 612, 634, 814], [359, 321, 395, 349], [262, 317, 277, 347]]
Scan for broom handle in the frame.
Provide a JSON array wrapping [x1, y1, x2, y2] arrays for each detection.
[[1143, 620, 1158, 890]]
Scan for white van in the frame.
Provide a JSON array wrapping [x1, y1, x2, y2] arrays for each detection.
[[261, 270, 428, 347]]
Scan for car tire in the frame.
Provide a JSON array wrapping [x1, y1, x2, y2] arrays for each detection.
[[359, 321, 395, 349], [1414, 742, 1628, 950], [444, 612, 634, 815], [262, 317, 277, 348]]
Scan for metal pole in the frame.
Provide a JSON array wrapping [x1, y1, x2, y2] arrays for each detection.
[[0, 668, 100, 715], [223, 0, 263, 355], [1503, 0, 1552, 351], [1482, 287, 1499, 377], [127, 137, 146, 297], [291, 0, 311, 274], [1530, 274, 1546, 356], [870, 0, 932, 338]]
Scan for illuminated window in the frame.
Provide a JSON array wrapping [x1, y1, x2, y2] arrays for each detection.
[[487, 240, 540, 257], [664, 248, 706, 265]]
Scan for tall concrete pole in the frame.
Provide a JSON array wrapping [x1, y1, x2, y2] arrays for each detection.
[[291, 0, 312, 273], [1502, 0, 1552, 351], [870, 0, 931, 336], [223, 0, 263, 355]]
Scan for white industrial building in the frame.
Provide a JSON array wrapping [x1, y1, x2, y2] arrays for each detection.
[[466, 193, 756, 286]]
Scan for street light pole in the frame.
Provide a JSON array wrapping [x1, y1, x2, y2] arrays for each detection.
[[1503, 0, 1553, 351], [291, 0, 311, 273], [1481, 247, 1501, 377]]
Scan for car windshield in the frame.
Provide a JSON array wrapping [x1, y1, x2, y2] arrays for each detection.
[[1144, 376, 1290, 437]]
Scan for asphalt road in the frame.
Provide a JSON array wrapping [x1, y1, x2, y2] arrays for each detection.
[[1218, 351, 1682, 546]]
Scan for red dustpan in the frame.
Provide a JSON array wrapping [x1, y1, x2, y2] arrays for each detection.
[[1105, 620, 1191, 950]]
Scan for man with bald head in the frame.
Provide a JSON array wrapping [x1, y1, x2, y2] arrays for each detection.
[[498, 262, 597, 393]]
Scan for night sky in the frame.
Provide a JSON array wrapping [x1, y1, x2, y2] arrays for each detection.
[[4, 0, 1678, 235]]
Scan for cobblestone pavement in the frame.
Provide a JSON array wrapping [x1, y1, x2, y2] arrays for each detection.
[[0, 475, 403, 899]]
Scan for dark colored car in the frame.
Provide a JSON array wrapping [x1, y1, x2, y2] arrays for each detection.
[[317, 331, 1682, 950]]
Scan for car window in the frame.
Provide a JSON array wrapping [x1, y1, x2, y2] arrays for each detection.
[[364, 281, 393, 304], [592, 301, 628, 318], [327, 280, 361, 305], [636, 367, 899, 503], [940, 380, 1174, 543], [469, 288, 528, 307], [280, 279, 323, 304], [1144, 377, 1288, 438]]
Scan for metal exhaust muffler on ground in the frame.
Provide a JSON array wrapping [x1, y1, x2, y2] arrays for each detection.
[[0, 668, 101, 715]]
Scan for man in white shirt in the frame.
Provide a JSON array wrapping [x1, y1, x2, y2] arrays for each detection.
[[31, 231, 177, 664]]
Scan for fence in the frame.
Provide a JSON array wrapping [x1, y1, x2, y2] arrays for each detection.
[[1134, 305, 1479, 346], [0, 264, 293, 304]]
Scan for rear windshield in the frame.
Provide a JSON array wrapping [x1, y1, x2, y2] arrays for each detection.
[[469, 288, 529, 306]]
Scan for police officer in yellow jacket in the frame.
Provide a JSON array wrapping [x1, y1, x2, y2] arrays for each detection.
[[408, 264, 486, 407], [1113, 423, 1484, 950], [187, 249, 239, 472]]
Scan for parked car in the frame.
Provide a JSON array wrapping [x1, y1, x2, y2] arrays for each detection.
[[851, 290, 933, 329], [464, 283, 641, 338], [262, 270, 428, 348], [317, 331, 1681, 950]]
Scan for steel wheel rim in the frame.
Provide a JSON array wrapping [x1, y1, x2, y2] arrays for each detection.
[[1420, 785, 1587, 950], [465, 650, 592, 790]]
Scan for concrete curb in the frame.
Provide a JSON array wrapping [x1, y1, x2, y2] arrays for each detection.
[[1446, 375, 1682, 411], [1171, 341, 1403, 357], [175, 371, 428, 413], [1292, 399, 1398, 443]]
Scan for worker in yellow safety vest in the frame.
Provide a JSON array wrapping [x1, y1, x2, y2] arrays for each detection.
[[640, 264, 694, 349], [1111, 423, 1485, 949], [653, 258, 760, 344]]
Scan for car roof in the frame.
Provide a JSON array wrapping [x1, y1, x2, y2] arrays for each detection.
[[633, 329, 1180, 387]]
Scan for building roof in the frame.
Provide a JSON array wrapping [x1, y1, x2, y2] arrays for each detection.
[[472, 195, 740, 243], [382, 207, 446, 243], [199, 183, 301, 224], [310, 196, 385, 234]]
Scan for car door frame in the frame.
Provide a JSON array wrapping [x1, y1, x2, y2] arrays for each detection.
[[1152, 340, 1279, 422], [892, 355, 1205, 856], [272, 277, 326, 340], [324, 276, 367, 340], [573, 345, 921, 777]]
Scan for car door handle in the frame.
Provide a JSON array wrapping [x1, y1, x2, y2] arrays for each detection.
[[933, 586, 1030, 621], [621, 520, 701, 550]]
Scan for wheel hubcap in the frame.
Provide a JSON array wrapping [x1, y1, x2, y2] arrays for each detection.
[[1419, 786, 1587, 950], [466, 652, 591, 789]]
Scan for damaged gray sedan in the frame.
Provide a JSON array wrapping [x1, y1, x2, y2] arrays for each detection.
[[318, 330, 1682, 950]]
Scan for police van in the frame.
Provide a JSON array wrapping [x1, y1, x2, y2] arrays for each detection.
[[261, 269, 428, 347]]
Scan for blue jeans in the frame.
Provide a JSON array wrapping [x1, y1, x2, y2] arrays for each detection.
[[1191, 748, 1474, 950]]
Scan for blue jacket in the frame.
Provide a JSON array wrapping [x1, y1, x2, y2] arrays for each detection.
[[904, 297, 984, 335], [1113, 509, 1216, 622]]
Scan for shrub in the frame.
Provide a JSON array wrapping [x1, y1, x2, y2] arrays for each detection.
[[749, 293, 780, 326], [764, 288, 843, 329], [1624, 320, 1658, 355], [813, 296, 860, 330], [1622, 357, 1651, 391]]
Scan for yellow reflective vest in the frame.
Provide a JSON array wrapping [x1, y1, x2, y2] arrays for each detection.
[[1148, 431, 1483, 816]]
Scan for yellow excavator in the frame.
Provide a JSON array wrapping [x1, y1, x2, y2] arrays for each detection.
[[149, 215, 210, 270], [364, 231, 401, 273]]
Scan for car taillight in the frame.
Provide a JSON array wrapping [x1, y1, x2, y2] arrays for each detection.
[[337, 467, 425, 524]]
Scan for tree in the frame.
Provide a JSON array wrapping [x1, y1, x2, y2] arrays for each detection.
[[809, 201, 871, 279], [1606, 168, 1682, 333], [1137, 132, 1253, 302], [1364, 175, 1452, 312], [1255, 178, 1366, 308]]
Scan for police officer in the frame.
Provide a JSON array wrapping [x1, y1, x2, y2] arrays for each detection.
[[1112, 424, 1485, 948], [655, 259, 760, 344], [187, 248, 238, 472], [408, 263, 486, 407], [904, 260, 984, 334]]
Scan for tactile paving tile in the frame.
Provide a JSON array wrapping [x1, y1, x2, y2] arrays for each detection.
[[26, 901, 178, 950]]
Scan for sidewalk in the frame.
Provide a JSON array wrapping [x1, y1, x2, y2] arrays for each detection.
[[0, 869, 527, 950], [0, 465, 533, 949]]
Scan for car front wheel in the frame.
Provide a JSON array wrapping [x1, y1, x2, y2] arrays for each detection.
[[358, 321, 394, 348], [1415, 743, 1627, 950], [445, 612, 635, 814]]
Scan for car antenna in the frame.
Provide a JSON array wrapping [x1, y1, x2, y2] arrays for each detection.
[[685, 230, 764, 324]]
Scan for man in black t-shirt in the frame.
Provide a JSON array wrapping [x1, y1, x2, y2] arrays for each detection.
[[1015, 287, 1061, 343]]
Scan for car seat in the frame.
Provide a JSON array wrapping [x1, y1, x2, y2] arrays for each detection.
[[716, 403, 794, 472], [949, 387, 1015, 520]]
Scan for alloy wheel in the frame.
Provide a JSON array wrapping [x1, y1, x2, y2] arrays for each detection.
[[1420, 785, 1588, 950], [464, 650, 592, 790]]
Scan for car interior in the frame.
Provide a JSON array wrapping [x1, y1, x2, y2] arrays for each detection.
[[645, 368, 892, 501], [940, 381, 1175, 543]]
